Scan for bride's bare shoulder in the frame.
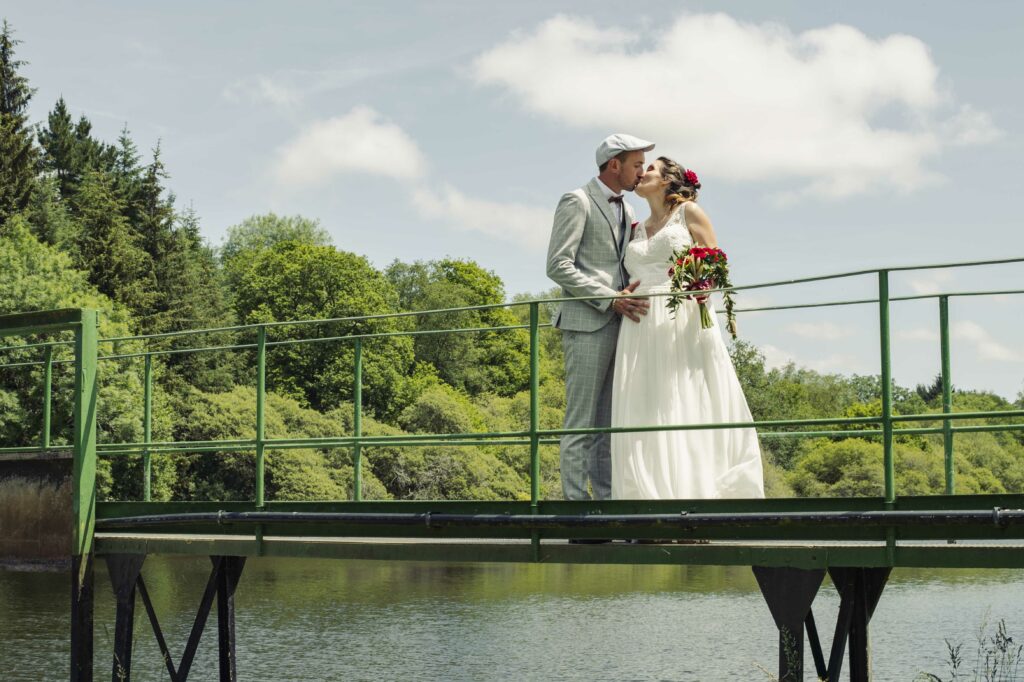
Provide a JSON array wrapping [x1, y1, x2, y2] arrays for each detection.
[[681, 201, 717, 246], [682, 201, 708, 221]]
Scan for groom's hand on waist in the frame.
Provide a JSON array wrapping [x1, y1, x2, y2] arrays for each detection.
[[611, 280, 649, 323]]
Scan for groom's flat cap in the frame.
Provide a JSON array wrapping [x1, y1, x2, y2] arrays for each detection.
[[595, 133, 655, 166]]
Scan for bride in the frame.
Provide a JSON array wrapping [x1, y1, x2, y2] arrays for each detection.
[[610, 157, 765, 500]]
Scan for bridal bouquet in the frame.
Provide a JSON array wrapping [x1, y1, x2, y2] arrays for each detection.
[[667, 246, 738, 338]]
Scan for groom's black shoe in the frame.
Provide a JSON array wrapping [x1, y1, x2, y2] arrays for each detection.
[[568, 538, 612, 544]]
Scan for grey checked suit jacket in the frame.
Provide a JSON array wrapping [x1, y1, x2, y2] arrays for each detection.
[[546, 178, 635, 331]]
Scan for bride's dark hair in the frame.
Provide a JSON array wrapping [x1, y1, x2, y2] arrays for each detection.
[[658, 156, 700, 206]]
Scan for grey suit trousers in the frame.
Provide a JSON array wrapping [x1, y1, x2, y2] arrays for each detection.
[[560, 316, 620, 500]]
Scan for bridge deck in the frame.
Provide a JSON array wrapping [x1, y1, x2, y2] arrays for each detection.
[[94, 533, 1024, 569]]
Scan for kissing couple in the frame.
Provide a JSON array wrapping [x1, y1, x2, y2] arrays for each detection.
[[546, 134, 765, 503]]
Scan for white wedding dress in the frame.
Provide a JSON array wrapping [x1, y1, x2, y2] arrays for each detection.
[[610, 207, 765, 499]]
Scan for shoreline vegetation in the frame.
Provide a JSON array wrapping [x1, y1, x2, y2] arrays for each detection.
[[916, 617, 1024, 682], [2, 20, 1023, 505]]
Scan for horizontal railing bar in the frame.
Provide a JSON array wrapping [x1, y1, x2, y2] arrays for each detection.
[[263, 322, 541, 350], [727, 288, 1024, 315], [730, 298, 876, 314], [101, 323, 256, 344], [94, 508, 1024, 531], [3, 324, 553, 366], [92, 411, 1023, 454], [885, 256, 1024, 274], [98, 303, 525, 345], [101, 444, 255, 455], [100, 438, 255, 450], [894, 289, 1024, 302], [93, 421, 1024, 458], [0, 359, 54, 369], [100, 342, 258, 361], [0, 444, 71, 454], [541, 257, 1022, 305], [546, 416, 874, 437], [892, 410, 1024, 422], [6, 285, 1018, 367], [23, 256, 1015, 348], [952, 423, 1024, 435], [0, 340, 71, 353], [98, 438, 563, 456]]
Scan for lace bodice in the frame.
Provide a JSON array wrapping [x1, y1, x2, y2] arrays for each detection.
[[624, 208, 693, 293]]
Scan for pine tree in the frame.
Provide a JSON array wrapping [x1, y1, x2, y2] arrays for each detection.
[[23, 175, 76, 246], [153, 206, 241, 391], [72, 169, 156, 315], [0, 20, 39, 228], [38, 97, 115, 202], [111, 123, 141, 209], [134, 142, 176, 262]]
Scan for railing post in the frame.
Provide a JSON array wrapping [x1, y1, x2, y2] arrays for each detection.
[[528, 303, 541, 558], [143, 353, 153, 502], [528, 303, 540, 506], [939, 296, 954, 494], [352, 338, 363, 502], [878, 271, 894, 504], [255, 326, 266, 508], [41, 344, 53, 449], [71, 310, 98, 682]]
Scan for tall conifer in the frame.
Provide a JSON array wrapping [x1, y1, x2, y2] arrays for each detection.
[[38, 97, 115, 202], [0, 20, 38, 227]]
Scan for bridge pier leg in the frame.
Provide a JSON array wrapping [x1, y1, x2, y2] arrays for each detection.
[[100, 554, 247, 681], [753, 566, 825, 681], [827, 567, 891, 682], [215, 556, 246, 681], [106, 554, 146, 681], [71, 552, 94, 682]]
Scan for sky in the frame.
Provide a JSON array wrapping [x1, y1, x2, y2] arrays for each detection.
[[4, 1, 1023, 398]]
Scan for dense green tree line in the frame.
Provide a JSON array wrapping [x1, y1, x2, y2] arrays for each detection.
[[1, 21, 1021, 502]]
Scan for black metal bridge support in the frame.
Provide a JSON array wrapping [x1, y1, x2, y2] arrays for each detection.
[[753, 566, 825, 681], [71, 552, 94, 682], [104, 554, 247, 682], [754, 566, 891, 682]]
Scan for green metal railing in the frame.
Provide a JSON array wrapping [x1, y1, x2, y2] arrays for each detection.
[[1, 257, 1022, 508], [0, 309, 97, 551]]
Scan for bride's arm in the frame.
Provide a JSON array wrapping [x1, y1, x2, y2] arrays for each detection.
[[683, 202, 718, 247]]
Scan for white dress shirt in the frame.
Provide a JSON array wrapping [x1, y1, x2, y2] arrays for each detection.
[[593, 177, 625, 226]]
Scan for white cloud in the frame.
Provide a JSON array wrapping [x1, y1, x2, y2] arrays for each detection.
[[907, 270, 953, 295], [413, 184, 552, 248], [896, 327, 939, 342], [785, 321, 853, 340], [270, 107, 550, 248], [224, 75, 300, 108], [953, 320, 1023, 363], [941, 105, 1002, 146], [275, 107, 426, 188], [731, 291, 774, 320], [471, 14, 1000, 201], [223, 68, 384, 109], [761, 343, 858, 373]]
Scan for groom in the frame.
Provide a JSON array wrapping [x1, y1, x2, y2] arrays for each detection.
[[546, 133, 653, 501]]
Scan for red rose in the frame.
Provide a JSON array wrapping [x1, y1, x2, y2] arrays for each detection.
[[684, 169, 699, 185]]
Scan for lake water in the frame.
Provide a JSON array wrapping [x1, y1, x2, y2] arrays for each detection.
[[1, 557, 1023, 680]]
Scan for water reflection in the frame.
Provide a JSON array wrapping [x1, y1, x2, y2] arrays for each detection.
[[1, 558, 1022, 680]]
